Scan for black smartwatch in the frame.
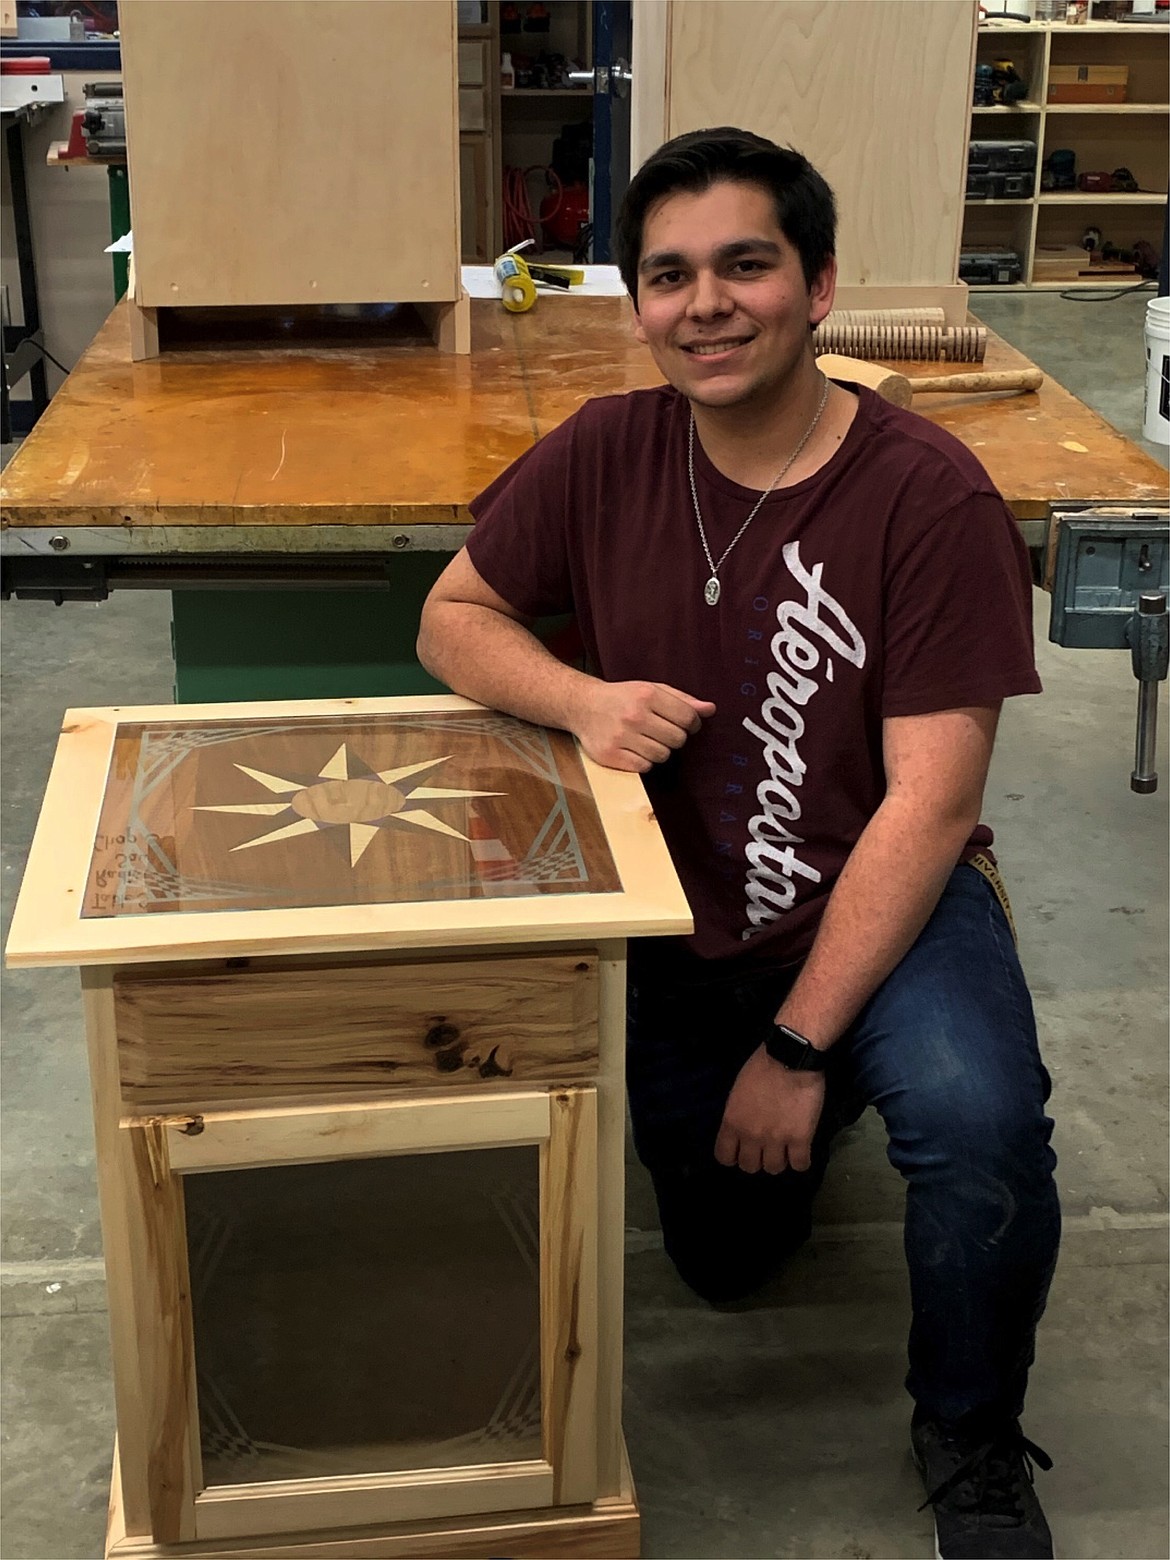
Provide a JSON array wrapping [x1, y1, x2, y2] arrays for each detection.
[[764, 1022, 828, 1072]]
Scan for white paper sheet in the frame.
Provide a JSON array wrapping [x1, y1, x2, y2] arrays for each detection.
[[461, 264, 627, 299]]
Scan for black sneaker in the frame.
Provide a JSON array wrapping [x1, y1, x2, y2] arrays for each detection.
[[912, 1409, 1054, 1559]]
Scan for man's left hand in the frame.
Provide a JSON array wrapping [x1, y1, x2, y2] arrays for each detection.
[[715, 1045, 826, 1175]]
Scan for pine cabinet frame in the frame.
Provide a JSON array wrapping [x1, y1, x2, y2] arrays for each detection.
[[9, 695, 686, 1558]]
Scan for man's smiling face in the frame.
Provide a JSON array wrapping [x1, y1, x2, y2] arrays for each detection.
[[632, 179, 836, 412]]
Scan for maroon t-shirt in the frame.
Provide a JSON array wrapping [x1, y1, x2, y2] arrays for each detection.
[[466, 382, 1041, 962]]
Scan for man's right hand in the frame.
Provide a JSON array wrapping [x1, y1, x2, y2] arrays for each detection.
[[570, 682, 716, 772]]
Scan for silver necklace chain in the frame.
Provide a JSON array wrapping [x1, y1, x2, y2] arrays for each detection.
[[688, 372, 831, 606]]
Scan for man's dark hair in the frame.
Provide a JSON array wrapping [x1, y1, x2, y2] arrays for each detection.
[[614, 127, 837, 307]]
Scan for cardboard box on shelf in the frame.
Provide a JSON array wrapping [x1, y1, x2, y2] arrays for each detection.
[[1047, 64, 1129, 104], [1032, 244, 1140, 281]]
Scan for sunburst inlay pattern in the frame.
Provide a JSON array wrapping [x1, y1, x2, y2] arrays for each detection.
[[194, 743, 504, 867]]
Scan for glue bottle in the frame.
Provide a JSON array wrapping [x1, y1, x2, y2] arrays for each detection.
[[494, 250, 537, 312]]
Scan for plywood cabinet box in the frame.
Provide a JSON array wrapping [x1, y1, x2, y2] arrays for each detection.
[[632, 0, 980, 323], [6, 694, 692, 1558], [118, 0, 470, 356]]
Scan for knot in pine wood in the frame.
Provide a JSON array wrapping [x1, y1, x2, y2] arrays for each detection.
[[477, 1045, 513, 1079], [424, 1021, 460, 1049]]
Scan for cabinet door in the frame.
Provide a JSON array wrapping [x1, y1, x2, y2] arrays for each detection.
[[118, 1088, 597, 1543]]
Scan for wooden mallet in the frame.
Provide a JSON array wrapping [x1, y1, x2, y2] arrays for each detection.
[[816, 353, 1043, 409]]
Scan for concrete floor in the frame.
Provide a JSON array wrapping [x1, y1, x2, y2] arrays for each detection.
[[1, 291, 1167, 1560]]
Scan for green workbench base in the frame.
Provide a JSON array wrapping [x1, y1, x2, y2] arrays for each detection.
[[170, 574, 450, 702], [109, 165, 130, 301]]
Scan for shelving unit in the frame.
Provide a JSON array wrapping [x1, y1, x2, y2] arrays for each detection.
[[457, 8, 503, 261], [964, 18, 1168, 288], [498, 1, 593, 261], [457, 1, 595, 263]]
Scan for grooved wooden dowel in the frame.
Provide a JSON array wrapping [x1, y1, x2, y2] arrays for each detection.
[[811, 321, 987, 362], [822, 307, 946, 327]]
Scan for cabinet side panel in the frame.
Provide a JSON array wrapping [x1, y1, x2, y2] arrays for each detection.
[[120, 0, 460, 306], [593, 943, 628, 1499], [83, 970, 154, 1538], [631, 0, 670, 174], [83, 970, 198, 1542], [665, 0, 977, 288]]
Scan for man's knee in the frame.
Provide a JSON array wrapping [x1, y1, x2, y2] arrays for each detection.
[[649, 1160, 814, 1304], [888, 1073, 1055, 1185]]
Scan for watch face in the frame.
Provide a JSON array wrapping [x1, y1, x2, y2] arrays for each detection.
[[767, 1025, 826, 1071]]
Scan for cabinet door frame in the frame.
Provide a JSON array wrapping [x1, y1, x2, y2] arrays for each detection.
[[117, 1086, 598, 1544]]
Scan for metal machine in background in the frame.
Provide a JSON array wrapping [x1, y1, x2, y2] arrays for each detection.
[[78, 79, 125, 156], [1048, 505, 1170, 792], [56, 78, 125, 159], [1, 58, 65, 439], [47, 81, 131, 300]]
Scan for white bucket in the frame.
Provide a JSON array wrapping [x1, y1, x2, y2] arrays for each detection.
[[1143, 295, 1170, 444]]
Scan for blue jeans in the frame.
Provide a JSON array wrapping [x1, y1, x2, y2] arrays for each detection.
[[626, 864, 1061, 1423]]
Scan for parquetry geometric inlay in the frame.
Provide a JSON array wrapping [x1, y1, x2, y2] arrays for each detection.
[[83, 711, 622, 918]]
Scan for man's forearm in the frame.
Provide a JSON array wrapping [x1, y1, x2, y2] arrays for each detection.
[[417, 601, 595, 732], [774, 797, 977, 1049]]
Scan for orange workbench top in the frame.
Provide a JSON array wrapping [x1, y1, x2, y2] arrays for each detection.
[[2, 297, 1164, 531]]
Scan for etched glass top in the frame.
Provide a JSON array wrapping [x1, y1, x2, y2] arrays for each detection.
[[83, 711, 621, 917]]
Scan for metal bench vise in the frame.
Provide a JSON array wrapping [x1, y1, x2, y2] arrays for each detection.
[[1048, 505, 1170, 793]]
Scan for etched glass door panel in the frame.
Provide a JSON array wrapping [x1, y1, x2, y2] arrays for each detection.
[[183, 1146, 542, 1486]]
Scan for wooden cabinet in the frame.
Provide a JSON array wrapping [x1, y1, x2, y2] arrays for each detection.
[[964, 19, 1168, 288], [7, 694, 692, 1559], [633, 0, 979, 319], [118, 0, 468, 353]]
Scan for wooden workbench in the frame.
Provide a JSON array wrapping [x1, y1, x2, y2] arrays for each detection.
[[2, 296, 1165, 702], [3, 296, 1165, 532]]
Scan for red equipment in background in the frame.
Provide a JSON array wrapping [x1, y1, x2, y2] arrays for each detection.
[[504, 165, 589, 254], [540, 180, 588, 250]]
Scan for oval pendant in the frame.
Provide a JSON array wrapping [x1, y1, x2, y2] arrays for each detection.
[[704, 576, 721, 606]]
